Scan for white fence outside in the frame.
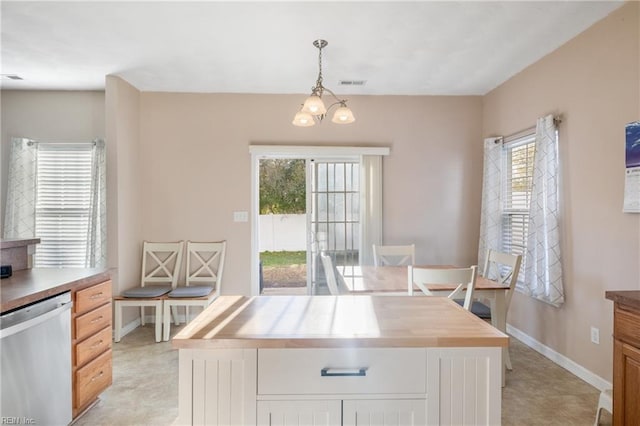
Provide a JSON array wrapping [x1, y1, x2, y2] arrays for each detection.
[[259, 214, 306, 252]]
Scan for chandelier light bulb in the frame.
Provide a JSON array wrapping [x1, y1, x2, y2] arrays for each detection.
[[302, 95, 326, 116], [331, 105, 355, 124], [292, 110, 316, 127]]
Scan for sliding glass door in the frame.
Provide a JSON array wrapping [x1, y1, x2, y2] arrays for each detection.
[[250, 145, 388, 296]]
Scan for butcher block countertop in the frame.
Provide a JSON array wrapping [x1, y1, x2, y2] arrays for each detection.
[[0, 268, 110, 313], [172, 295, 509, 349]]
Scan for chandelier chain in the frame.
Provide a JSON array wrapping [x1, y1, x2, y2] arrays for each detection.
[[315, 43, 324, 94]]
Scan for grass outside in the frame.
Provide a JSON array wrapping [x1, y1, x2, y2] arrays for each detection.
[[260, 251, 306, 289], [260, 250, 306, 266]]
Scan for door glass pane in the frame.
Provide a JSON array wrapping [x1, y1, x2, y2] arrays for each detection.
[[327, 164, 335, 191], [334, 163, 345, 191], [317, 163, 327, 192], [333, 193, 345, 222], [309, 160, 360, 294]]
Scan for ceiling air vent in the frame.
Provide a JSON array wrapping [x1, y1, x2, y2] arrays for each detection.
[[1, 74, 23, 80], [339, 80, 366, 86]]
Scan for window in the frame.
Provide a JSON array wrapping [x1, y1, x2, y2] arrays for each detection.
[[501, 134, 535, 280], [34, 145, 94, 267]]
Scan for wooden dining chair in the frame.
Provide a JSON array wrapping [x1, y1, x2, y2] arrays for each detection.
[[114, 241, 184, 343], [408, 265, 478, 310], [372, 244, 415, 266], [162, 241, 226, 341]]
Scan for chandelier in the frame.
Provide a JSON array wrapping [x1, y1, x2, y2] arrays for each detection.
[[292, 40, 356, 127]]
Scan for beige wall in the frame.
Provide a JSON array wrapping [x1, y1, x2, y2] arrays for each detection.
[[105, 76, 143, 325], [483, 2, 640, 381], [0, 90, 105, 232], [138, 93, 483, 295]]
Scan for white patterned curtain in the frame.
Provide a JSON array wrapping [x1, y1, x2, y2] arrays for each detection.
[[359, 155, 383, 265], [86, 140, 107, 267], [3, 138, 38, 239], [478, 137, 503, 278], [524, 115, 564, 306]]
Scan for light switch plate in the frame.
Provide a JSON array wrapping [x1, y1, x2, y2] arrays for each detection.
[[233, 211, 249, 222]]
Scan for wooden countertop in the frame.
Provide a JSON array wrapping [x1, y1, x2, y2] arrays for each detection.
[[606, 290, 640, 311], [172, 295, 509, 349], [1, 268, 110, 313], [0, 238, 40, 249]]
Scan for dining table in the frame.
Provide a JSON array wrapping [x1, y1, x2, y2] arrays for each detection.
[[337, 264, 512, 379]]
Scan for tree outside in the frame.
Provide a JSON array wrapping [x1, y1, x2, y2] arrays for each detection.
[[260, 159, 305, 214], [259, 159, 307, 293]]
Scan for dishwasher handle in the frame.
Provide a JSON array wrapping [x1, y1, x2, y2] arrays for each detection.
[[0, 300, 73, 340]]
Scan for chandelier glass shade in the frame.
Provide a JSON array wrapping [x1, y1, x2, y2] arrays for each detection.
[[301, 95, 327, 115], [292, 110, 315, 127], [292, 40, 355, 127]]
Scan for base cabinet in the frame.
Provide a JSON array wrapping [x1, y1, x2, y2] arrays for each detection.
[[611, 300, 640, 426], [72, 279, 113, 418], [177, 346, 501, 425]]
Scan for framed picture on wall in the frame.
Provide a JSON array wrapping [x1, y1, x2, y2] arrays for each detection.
[[623, 121, 640, 213]]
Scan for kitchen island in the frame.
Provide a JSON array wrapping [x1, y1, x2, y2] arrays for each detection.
[[173, 295, 508, 425]]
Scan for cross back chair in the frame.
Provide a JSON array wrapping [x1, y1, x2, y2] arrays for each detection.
[[483, 249, 523, 314], [319, 252, 349, 295], [162, 240, 226, 341], [114, 241, 184, 343], [408, 265, 479, 310], [373, 244, 415, 266], [472, 249, 522, 370]]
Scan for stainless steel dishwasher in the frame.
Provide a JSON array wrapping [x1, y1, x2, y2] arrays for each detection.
[[1, 292, 73, 425]]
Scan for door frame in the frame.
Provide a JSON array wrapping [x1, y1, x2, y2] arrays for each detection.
[[249, 145, 389, 296]]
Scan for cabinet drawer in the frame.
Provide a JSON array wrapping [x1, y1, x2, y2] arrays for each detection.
[[75, 280, 112, 315], [76, 326, 112, 367], [615, 303, 640, 348], [75, 349, 112, 409], [258, 348, 426, 395], [75, 303, 112, 341]]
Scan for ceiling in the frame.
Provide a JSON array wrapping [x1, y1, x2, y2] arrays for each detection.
[[0, 1, 624, 95]]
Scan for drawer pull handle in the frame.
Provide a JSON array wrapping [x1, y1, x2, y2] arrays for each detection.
[[321, 367, 367, 377], [89, 292, 104, 300], [90, 316, 104, 324], [90, 371, 104, 382], [90, 340, 104, 349]]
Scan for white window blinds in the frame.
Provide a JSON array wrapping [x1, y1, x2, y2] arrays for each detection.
[[502, 134, 535, 278], [35, 145, 93, 267]]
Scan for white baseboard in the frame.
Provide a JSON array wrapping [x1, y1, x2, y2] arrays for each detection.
[[507, 324, 612, 391], [116, 313, 195, 340], [116, 317, 141, 340]]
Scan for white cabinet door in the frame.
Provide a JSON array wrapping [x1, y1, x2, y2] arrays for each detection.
[[257, 400, 341, 426], [342, 400, 426, 426]]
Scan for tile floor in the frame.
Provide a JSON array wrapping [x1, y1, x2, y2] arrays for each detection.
[[76, 324, 612, 426]]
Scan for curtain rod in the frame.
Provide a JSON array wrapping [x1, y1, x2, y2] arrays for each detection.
[[499, 114, 563, 144]]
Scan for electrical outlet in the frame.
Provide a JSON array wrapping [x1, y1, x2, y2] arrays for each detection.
[[591, 326, 600, 344]]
